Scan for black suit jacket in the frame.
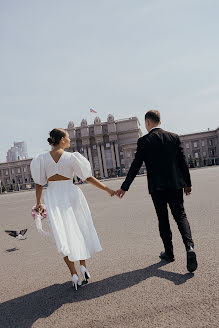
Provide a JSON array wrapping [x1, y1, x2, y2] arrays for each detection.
[[121, 128, 191, 194]]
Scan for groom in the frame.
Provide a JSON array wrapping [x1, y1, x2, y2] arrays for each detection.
[[116, 110, 198, 272]]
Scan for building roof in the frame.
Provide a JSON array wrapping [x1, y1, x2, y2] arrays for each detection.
[[180, 127, 219, 138]]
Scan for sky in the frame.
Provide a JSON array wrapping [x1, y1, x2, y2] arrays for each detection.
[[0, 0, 219, 161]]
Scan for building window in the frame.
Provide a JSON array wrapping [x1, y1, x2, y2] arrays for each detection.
[[5, 170, 9, 176], [23, 167, 27, 173], [106, 143, 110, 148], [202, 141, 205, 147], [193, 142, 198, 148], [17, 168, 21, 174], [127, 151, 131, 158], [195, 152, 199, 158], [93, 145, 96, 150], [203, 152, 206, 157], [209, 139, 213, 146], [209, 149, 215, 156], [11, 168, 15, 174], [186, 143, 190, 149]]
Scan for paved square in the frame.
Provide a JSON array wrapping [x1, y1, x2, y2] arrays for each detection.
[[0, 167, 219, 328]]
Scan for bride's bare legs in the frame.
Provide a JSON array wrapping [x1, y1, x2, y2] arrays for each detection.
[[80, 260, 86, 267], [64, 256, 77, 275]]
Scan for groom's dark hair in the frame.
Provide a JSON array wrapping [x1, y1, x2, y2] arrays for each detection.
[[145, 110, 160, 123]]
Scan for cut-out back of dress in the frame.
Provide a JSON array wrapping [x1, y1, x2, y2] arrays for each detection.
[[48, 174, 71, 181]]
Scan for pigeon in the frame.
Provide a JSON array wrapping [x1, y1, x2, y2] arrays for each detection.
[[5, 229, 28, 240]]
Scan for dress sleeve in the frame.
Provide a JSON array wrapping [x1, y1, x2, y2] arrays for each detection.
[[72, 152, 92, 180], [30, 155, 47, 186]]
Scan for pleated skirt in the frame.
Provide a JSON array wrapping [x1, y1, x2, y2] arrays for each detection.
[[43, 180, 102, 261]]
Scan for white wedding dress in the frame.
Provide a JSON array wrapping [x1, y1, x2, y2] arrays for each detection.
[[30, 151, 102, 261]]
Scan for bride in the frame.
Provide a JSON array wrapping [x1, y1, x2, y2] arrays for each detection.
[[30, 128, 115, 290]]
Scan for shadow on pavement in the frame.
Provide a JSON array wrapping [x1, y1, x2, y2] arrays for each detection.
[[0, 261, 194, 328]]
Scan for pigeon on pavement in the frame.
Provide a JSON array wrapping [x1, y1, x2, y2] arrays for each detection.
[[5, 229, 28, 240]]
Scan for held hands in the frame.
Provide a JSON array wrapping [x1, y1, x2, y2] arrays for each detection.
[[104, 186, 126, 198], [105, 187, 126, 198], [115, 189, 126, 199]]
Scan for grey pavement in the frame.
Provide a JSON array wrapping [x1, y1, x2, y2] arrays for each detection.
[[0, 167, 219, 328]]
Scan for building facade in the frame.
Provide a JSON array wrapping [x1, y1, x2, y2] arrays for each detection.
[[0, 158, 33, 192], [66, 115, 143, 178], [1, 121, 218, 193], [179, 127, 219, 167], [7, 141, 28, 162]]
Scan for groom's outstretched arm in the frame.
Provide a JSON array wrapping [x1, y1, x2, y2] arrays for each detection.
[[119, 138, 145, 195]]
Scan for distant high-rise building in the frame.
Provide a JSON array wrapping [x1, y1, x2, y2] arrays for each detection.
[[6, 142, 28, 162]]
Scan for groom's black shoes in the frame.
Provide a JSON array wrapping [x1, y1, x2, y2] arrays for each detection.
[[159, 251, 175, 262], [186, 246, 198, 272]]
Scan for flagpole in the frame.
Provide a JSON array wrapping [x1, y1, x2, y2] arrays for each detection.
[[89, 108, 92, 125]]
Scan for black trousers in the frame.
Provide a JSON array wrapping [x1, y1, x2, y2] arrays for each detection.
[[151, 189, 194, 255]]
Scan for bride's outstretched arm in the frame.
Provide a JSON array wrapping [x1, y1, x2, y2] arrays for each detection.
[[86, 176, 115, 197]]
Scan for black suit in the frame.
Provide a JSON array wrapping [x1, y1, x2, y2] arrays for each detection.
[[121, 128, 194, 255]]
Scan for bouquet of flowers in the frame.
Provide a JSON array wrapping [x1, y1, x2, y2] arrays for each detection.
[[31, 205, 50, 236]]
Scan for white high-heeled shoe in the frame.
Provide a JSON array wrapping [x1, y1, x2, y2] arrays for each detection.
[[80, 265, 91, 283], [72, 274, 82, 291]]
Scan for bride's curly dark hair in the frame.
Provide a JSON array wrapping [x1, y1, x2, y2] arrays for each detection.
[[47, 128, 67, 146]]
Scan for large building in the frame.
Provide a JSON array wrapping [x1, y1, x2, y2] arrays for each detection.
[[6, 141, 28, 162], [0, 158, 33, 192], [66, 115, 144, 178], [180, 127, 219, 167]]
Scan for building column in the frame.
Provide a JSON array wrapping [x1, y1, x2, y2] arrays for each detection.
[[87, 146, 94, 175], [101, 144, 108, 178], [97, 144, 104, 178], [110, 143, 117, 168], [8, 167, 12, 188], [21, 167, 25, 187], [115, 142, 121, 167], [83, 146, 88, 159]]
